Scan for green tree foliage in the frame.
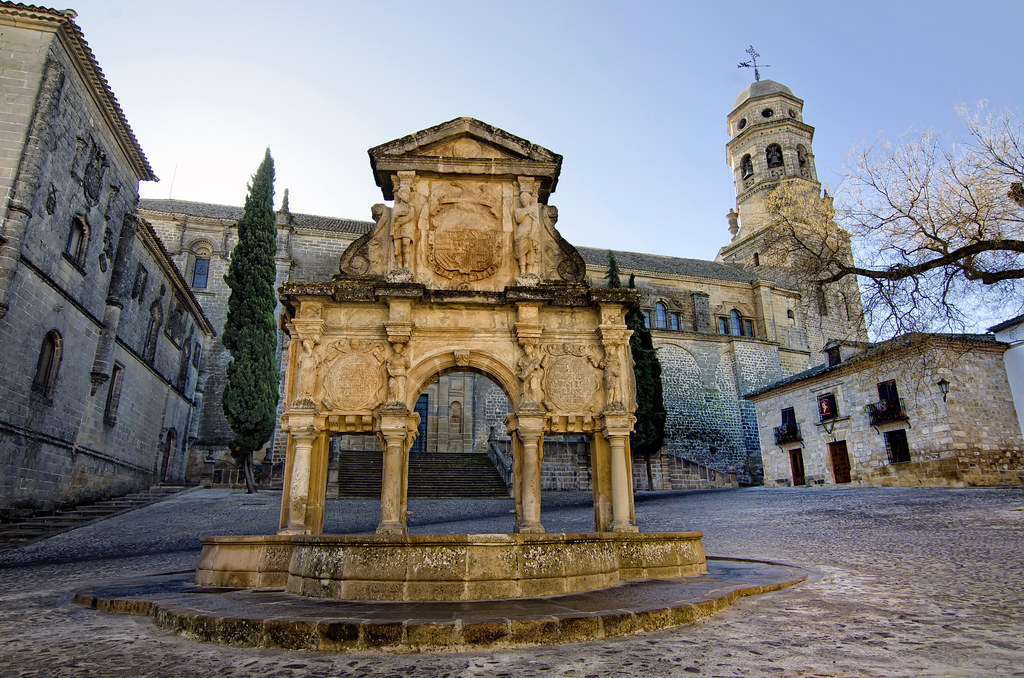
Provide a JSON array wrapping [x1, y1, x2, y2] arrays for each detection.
[[604, 249, 622, 288], [604, 254, 666, 481], [626, 275, 666, 460], [222, 149, 279, 493]]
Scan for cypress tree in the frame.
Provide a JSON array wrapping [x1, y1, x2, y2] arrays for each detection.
[[222, 149, 279, 493], [604, 249, 622, 288], [625, 274, 666, 489]]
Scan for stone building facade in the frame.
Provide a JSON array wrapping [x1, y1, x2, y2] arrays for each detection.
[[0, 4, 213, 517], [747, 334, 1024, 488], [989, 313, 1024, 439], [138, 79, 865, 490]]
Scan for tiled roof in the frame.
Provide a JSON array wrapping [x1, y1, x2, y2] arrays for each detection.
[[138, 199, 373, 235], [0, 3, 156, 181], [577, 246, 793, 286], [744, 332, 1000, 398], [988, 312, 1024, 333]]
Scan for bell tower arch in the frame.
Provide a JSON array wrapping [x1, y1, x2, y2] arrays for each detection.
[[723, 79, 820, 246]]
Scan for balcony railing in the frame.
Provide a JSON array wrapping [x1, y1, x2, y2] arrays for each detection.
[[866, 398, 908, 426], [774, 423, 802, 445]]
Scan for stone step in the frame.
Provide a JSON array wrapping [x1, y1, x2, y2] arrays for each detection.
[[0, 485, 190, 548], [338, 451, 508, 498]]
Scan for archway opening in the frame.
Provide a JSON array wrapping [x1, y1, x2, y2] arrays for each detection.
[[331, 369, 514, 501]]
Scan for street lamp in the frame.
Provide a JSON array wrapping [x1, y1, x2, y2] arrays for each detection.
[[937, 378, 950, 402]]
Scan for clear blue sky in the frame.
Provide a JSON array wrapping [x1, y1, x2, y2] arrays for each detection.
[[71, 0, 1022, 262]]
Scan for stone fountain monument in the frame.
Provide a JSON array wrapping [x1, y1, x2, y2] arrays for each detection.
[[195, 118, 707, 602]]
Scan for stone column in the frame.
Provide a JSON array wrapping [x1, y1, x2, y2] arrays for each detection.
[[514, 412, 545, 534], [603, 414, 638, 533], [590, 431, 613, 531], [279, 408, 318, 535], [377, 407, 411, 535]]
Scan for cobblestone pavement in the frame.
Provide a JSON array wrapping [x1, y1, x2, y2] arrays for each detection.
[[1, 486, 1022, 677]]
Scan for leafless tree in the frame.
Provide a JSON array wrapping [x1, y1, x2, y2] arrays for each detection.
[[762, 107, 1024, 338]]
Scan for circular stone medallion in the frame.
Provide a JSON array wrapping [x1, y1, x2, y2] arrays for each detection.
[[543, 356, 598, 412], [323, 354, 381, 411]]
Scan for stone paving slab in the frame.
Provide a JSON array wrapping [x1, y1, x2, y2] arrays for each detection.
[[73, 557, 807, 651], [1, 486, 1023, 676]]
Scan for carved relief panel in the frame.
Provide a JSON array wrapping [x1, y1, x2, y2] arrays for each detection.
[[541, 343, 602, 414], [319, 339, 388, 413]]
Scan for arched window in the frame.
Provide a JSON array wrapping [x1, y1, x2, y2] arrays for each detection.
[[766, 144, 784, 169], [797, 144, 808, 167], [740, 154, 753, 179], [188, 241, 214, 290], [654, 302, 667, 329], [64, 215, 88, 267], [33, 330, 62, 398], [729, 309, 742, 336]]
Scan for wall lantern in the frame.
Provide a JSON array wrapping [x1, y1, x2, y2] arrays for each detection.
[[937, 378, 950, 402]]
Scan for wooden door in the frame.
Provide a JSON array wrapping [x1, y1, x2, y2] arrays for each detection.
[[789, 449, 805, 486], [828, 440, 851, 484]]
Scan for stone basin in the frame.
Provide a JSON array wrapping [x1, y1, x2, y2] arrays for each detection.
[[196, 532, 706, 601]]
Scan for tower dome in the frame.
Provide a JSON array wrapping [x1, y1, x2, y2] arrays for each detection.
[[732, 79, 795, 112]]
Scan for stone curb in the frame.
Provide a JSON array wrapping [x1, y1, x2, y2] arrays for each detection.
[[74, 557, 808, 652]]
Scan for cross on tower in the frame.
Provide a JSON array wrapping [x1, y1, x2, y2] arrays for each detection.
[[738, 45, 771, 82]]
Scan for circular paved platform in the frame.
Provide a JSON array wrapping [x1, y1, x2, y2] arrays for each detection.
[[74, 556, 806, 652]]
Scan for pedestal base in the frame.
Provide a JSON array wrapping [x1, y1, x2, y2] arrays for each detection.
[[196, 532, 706, 602]]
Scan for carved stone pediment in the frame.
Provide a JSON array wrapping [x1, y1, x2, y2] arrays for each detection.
[[413, 135, 523, 161], [340, 119, 586, 290], [368, 117, 562, 202]]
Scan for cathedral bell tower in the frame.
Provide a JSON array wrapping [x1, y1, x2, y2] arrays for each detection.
[[718, 80, 820, 261]]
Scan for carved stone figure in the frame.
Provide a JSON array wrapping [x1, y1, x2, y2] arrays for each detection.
[[386, 342, 410, 404], [296, 338, 321, 400], [391, 185, 415, 270], [514, 189, 540, 277], [518, 342, 544, 405], [602, 354, 622, 407]]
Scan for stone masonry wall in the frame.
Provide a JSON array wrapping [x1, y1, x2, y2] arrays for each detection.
[[753, 338, 1024, 489], [0, 36, 207, 515]]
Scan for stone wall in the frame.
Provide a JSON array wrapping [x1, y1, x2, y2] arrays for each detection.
[[0, 29, 209, 516], [752, 336, 1024, 488]]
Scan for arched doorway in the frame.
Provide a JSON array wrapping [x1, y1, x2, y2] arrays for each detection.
[[160, 429, 177, 484]]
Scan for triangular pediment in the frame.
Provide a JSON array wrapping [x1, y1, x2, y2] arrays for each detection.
[[410, 134, 525, 161], [369, 117, 562, 201]]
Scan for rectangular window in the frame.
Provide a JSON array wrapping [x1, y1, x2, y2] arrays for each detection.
[[878, 379, 899, 404], [884, 428, 911, 464], [191, 257, 210, 289], [104, 363, 124, 425], [781, 406, 796, 429], [718, 317, 728, 334], [65, 216, 87, 266], [642, 311, 651, 328], [826, 347, 841, 367], [743, 319, 754, 337], [817, 393, 837, 420], [669, 313, 679, 331]]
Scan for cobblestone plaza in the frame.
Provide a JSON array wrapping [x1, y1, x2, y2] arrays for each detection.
[[1, 486, 1022, 676]]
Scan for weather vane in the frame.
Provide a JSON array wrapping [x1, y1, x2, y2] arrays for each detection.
[[738, 45, 770, 82]]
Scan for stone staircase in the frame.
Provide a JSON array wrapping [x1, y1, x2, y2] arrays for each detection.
[[338, 450, 510, 498], [0, 486, 189, 549]]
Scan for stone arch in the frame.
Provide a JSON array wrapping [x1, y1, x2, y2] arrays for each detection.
[[406, 350, 519, 413]]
